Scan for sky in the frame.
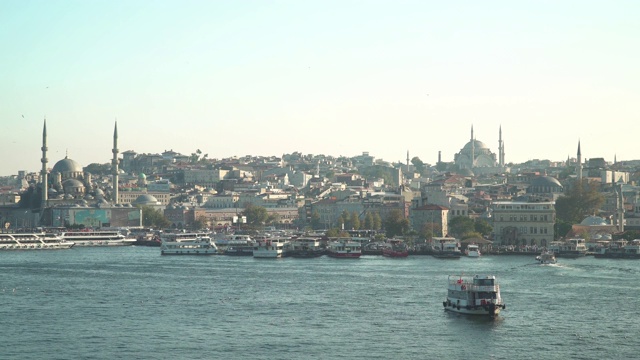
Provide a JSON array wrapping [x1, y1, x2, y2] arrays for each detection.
[[1, 0, 639, 176]]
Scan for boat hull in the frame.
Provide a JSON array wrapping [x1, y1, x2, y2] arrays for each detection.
[[161, 249, 218, 255], [327, 252, 361, 258], [443, 301, 503, 317]]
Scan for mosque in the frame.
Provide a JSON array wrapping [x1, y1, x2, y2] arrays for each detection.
[[451, 126, 507, 175]]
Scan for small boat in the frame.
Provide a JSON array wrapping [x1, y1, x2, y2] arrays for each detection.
[[253, 237, 288, 258], [288, 237, 325, 258], [382, 239, 409, 258], [536, 250, 557, 264], [160, 233, 218, 255], [443, 275, 506, 317], [465, 244, 481, 258]]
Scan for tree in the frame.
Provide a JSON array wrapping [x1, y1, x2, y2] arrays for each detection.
[[474, 218, 493, 237], [141, 206, 170, 228], [240, 204, 269, 228], [383, 209, 409, 238], [192, 216, 207, 230], [420, 222, 442, 240], [556, 179, 605, 224], [363, 212, 373, 230], [373, 212, 382, 230], [448, 216, 475, 238], [411, 156, 426, 175], [340, 210, 351, 230], [351, 211, 360, 230]]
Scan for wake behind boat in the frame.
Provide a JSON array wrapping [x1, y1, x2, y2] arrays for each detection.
[[443, 275, 506, 317], [536, 250, 557, 264]]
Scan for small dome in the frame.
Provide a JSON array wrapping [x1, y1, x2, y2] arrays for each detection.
[[139, 173, 147, 180], [462, 139, 489, 152], [52, 157, 83, 173], [132, 194, 159, 205], [530, 176, 562, 188], [580, 216, 608, 226], [62, 178, 84, 187]]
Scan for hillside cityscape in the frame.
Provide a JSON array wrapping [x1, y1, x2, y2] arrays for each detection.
[[2, 120, 640, 247]]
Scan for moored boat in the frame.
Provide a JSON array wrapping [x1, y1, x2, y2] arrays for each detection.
[[443, 275, 505, 317], [0, 233, 75, 250], [61, 230, 136, 247], [327, 239, 362, 258], [548, 238, 588, 258], [432, 237, 462, 259], [465, 244, 481, 258], [160, 233, 218, 255], [594, 239, 640, 259], [382, 239, 409, 258], [253, 237, 288, 258], [288, 237, 324, 258]]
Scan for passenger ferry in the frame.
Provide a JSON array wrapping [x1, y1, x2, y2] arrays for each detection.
[[432, 237, 462, 259], [60, 230, 135, 247], [382, 239, 409, 258], [327, 239, 362, 258], [594, 239, 640, 259], [253, 237, 288, 258], [0, 233, 75, 250], [160, 233, 218, 255], [548, 238, 588, 258], [287, 237, 324, 258], [443, 275, 506, 317]]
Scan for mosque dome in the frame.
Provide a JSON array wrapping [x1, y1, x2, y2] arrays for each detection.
[[132, 194, 159, 206], [461, 139, 489, 152], [580, 216, 608, 226], [52, 157, 83, 174], [139, 173, 147, 180], [531, 176, 562, 188]]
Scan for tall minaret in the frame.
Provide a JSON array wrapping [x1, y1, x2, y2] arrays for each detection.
[[40, 119, 48, 212], [406, 150, 410, 172], [470, 125, 475, 169], [112, 121, 119, 204], [577, 140, 583, 181], [498, 125, 504, 167], [612, 154, 617, 185], [618, 183, 625, 233]]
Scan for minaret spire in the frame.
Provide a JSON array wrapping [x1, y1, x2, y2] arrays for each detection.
[[470, 125, 475, 169], [40, 118, 48, 214], [577, 140, 583, 181], [112, 120, 119, 205], [498, 125, 504, 167]]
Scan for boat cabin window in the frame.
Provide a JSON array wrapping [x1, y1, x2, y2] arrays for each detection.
[[474, 278, 494, 286]]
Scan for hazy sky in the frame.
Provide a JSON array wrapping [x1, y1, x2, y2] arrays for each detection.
[[1, 0, 638, 176]]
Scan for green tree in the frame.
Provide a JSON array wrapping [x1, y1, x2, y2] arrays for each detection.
[[241, 204, 269, 228], [411, 157, 426, 175], [341, 210, 351, 230], [448, 216, 475, 238], [364, 212, 373, 230], [420, 222, 442, 240], [192, 216, 207, 230], [373, 212, 382, 230], [141, 206, 170, 228], [555, 179, 605, 224], [351, 211, 360, 230], [383, 209, 409, 238], [474, 218, 493, 237]]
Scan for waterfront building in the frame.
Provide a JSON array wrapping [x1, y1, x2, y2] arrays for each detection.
[[491, 200, 555, 247]]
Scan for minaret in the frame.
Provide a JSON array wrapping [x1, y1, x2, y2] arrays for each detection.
[[577, 140, 582, 181], [112, 121, 119, 204], [618, 183, 625, 233], [612, 154, 617, 185], [406, 150, 410, 173], [498, 125, 504, 167], [40, 119, 48, 212], [470, 125, 475, 169]]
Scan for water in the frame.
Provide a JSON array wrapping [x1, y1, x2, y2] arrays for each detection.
[[2, 247, 638, 359]]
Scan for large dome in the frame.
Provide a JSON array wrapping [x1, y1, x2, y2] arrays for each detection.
[[462, 139, 489, 152], [52, 157, 83, 173], [530, 176, 562, 188]]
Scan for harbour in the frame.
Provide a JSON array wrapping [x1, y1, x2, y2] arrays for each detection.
[[2, 246, 639, 359]]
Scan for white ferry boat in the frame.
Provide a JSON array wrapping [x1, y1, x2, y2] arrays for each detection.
[[443, 275, 506, 317], [253, 237, 288, 258], [465, 244, 481, 258], [536, 250, 557, 264], [160, 233, 218, 255], [0, 233, 75, 250], [288, 237, 324, 258], [548, 238, 588, 258], [60, 230, 135, 247], [327, 239, 362, 259]]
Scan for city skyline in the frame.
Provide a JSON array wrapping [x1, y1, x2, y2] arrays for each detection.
[[2, 1, 638, 176]]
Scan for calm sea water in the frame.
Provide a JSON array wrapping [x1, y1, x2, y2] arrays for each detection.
[[2, 247, 638, 360]]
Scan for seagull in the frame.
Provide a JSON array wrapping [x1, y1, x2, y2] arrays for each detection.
[[21, 115, 24, 118]]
